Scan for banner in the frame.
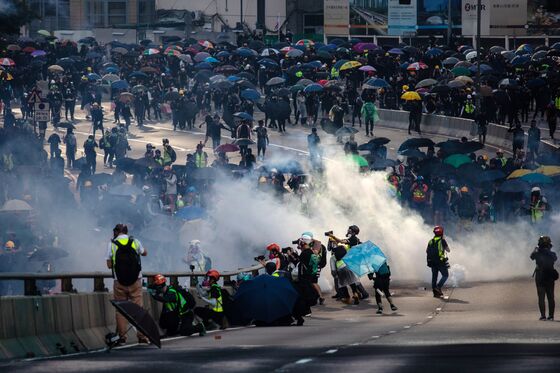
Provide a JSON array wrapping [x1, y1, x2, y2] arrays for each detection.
[[388, 0, 417, 35], [461, 0, 527, 36], [324, 0, 350, 37]]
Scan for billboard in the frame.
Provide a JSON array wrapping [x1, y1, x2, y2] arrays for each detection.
[[527, 0, 560, 35], [418, 0, 462, 32], [461, 0, 527, 36], [324, 0, 350, 36], [388, 0, 417, 35]]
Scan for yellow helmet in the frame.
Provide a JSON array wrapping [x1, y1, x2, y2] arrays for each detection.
[[402, 85, 409, 91], [4, 241, 15, 249], [460, 186, 469, 193]]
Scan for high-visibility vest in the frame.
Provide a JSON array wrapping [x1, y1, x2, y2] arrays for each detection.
[[531, 200, 544, 223], [429, 237, 446, 262], [464, 103, 474, 114], [498, 157, 507, 167], [336, 259, 346, 269], [163, 150, 172, 165], [110, 237, 139, 269], [331, 67, 339, 79], [211, 284, 223, 313], [195, 152, 207, 168], [165, 287, 188, 316], [555, 97, 560, 110]]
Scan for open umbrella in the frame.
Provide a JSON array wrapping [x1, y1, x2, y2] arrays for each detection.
[[28, 247, 69, 262], [102, 73, 120, 83], [455, 75, 474, 84], [499, 179, 529, 193], [112, 47, 128, 55], [0, 199, 33, 212], [234, 275, 298, 324], [448, 80, 466, 89], [401, 91, 421, 101], [451, 67, 471, 77], [87, 73, 101, 81], [340, 61, 362, 71], [215, 143, 240, 153], [240, 89, 261, 101], [398, 138, 435, 153], [175, 206, 207, 221], [507, 169, 532, 179], [233, 112, 253, 121], [31, 50, 47, 57], [520, 173, 553, 184], [438, 140, 483, 154], [364, 78, 389, 88], [110, 300, 161, 348], [358, 65, 376, 72], [304, 83, 323, 93], [335, 126, 359, 137], [399, 149, 426, 158], [143, 48, 160, 56], [266, 77, 285, 86], [111, 80, 129, 90], [358, 137, 391, 151], [416, 79, 437, 89], [535, 165, 560, 177], [47, 64, 64, 73], [235, 47, 258, 58], [119, 92, 134, 103], [342, 241, 387, 277], [286, 49, 304, 58], [444, 154, 471, 168]]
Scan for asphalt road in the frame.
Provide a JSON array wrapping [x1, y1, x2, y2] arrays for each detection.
[[2, 280, 559, 372]]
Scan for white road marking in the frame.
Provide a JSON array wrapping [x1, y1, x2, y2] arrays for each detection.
[[348, 342, 361, 346], [387, 331, 397, 334], [371, 335, 380, 339], [403, 325, 411, 329], [427, 315, 434, 319], [325, 349, 338, 354], [295, 358, 313, 364], [436, 307, 442, 312]]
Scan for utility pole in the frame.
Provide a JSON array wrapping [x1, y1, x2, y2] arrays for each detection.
[[476, 0, 482, 96], [240, 0, 243, 26], [447, 0, 452, 46]]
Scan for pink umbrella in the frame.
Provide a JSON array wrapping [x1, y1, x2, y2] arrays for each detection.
[[407, 62, 428, 71], [0, 58, 15, 67], [359, 65, 377, 72]]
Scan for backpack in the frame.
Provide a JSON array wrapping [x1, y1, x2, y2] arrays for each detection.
[[112, 237, 141, 286], [426, 239, 440, 268], [175, 285, 196, 310], [168, 146, 177, 163]]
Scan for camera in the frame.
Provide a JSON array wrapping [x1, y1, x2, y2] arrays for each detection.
[[324, 230, 333, 237], [189, 265, 195, 272], [291, 239, 300, 244], [281, 247, 291, 254], [254, 255, 266, 261]]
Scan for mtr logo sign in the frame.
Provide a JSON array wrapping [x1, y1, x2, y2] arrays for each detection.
[[464, 3, 486, 12]]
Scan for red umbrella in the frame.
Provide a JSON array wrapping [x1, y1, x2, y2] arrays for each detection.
[[23, 46, 36, 53], [215, 143, 240, 153], [0, 58, 16, 67], [317, 79, 328, 86]]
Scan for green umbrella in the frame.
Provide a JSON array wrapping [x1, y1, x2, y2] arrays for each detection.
[[451, 67, 471, 77], [444, 154, 471, 169], [350, 154, 369, 167]]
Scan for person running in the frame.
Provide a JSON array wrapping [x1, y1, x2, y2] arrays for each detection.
[[530, 236, 557, 321], [426, 226, 450, 298], [373, 261, 398, 314]]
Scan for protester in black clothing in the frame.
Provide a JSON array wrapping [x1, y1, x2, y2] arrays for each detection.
[[530, 236, 557, 321]]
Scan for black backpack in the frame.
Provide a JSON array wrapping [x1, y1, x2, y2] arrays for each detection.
[[175, 286, 196, 310], [426, 239, 440, 268], [112, 237, 141, 286]]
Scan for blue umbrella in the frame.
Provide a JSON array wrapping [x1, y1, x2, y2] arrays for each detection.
[[227, 75, 242, 82], [364, 78, 389, 88], [233, 275, 298, 323], [258, 58, 278, 68], [307, 60, 322, 68], [511, 55, 530, 66], [216, 51, 231, 58], [111, 80, 129, 90], [333, 59, 349, 70], [499, 179, 529, 193], [129, 71, 148, 79], [342, 241, 387, 277], [520, 173, 553, 184], [425, 48, 443, 57], [105, 66, 119, 73], [388, 48, 404, 55], [204, 56, 219, 63], [304, 83, 323, 93], [233, 112, 254, 121], [235, 47, 257, 57], [86, 51, 102, 59], [469, 64, 493, 74], [195, 62, 213, 70], [174, 206, 206, 221], [87, 73, 101, 81], [240, 89, 261, 101]]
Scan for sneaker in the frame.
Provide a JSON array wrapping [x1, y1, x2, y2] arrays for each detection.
[[547, 316, 554, 321], [390, 304, 398, 311], [198, 323, 206, 336], [319, 297, 325, 305], [539, 316, 547, 321], [296, 317, 304, 326], [376, 308, 383, 315]]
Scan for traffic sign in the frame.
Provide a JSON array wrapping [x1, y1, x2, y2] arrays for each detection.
[[28, 90, 42, 104], [34, 102, 50, 122]]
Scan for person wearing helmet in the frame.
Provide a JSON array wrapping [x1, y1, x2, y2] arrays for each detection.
[[261, 243, 288, 271], [183, 240, 211, 273], [297, 232, 325, 305], [410, 176, 430, 217], [148, 274, 205, 337], [426, 226, 450, 298], [195, 269, 228, 329], [461, 94, 476, 119], [164, 165, 177, 213], [162, 139, 176, 166], [194, 143, 208, 168], [455, 186, 476, 232], [530, 187, 549, 224], [530, 236, 557, 320]]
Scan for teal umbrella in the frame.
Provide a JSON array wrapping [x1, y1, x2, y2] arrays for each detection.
[[520, 173, 553, 184], [444, 154, 471, 169], [342, 241, 387, 277]]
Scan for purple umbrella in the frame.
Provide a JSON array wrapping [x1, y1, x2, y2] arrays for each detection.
[[353, 43, 378, 53], [31, 50, 47, 57], [359, 65, 377, 72]]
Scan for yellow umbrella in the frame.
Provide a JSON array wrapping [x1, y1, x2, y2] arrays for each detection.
[[401, 91, 421, 101], [455, 75, 474, 84], [507, 169, 532, 179], [340, 61, 362, 71], [535, 165, 560, 176]]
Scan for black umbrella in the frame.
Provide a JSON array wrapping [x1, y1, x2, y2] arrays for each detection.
[[498, 179, 529, 193], [399, 149, 426, 158], [320, 118, 338, 135], [418, 160, 456, 178], [458, 162, 484, 181], [135, 157, 161, 169], [478, 169, 506, 183], [27, 247, 69, 261], [110, 300, 161, 348], [164, 91, 180, 101], [370, 159, 397, 170], [438, 140, 483, 155], [91, 173, 113, 186], [357, 137, 390, 151], [237, 72, 256, 82], [398, 138, 435, 153], [193, 70, 213, 82], [430, 85, 451, 95], [115, 157, 138, 173]]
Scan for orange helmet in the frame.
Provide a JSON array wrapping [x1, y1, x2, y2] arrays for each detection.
[[266, 243, 280, 252], [206, 269, 220, 281], [153, 274, 166, 286], [433, 226, 444, 237]]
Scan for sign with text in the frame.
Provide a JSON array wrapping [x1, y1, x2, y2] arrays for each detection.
[[324, 0, 350, 36], [388, 0, 417, 35], [34, 102, 50, 122]]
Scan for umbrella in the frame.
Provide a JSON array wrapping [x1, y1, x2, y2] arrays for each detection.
[[132, 85, 147, 93], [164, 91, 180, 101], [209, 74, 226, 84], [511, 55, 530, 67], [86, 51, 102, 59], [317, 50, 333, 59], [195, 62, 213, 70], [111, 80, 129, 90], [235, 47, 258, 57], [109, 184, 143, 196], [28, 247, 69, 262], [258, 58, 278, 68], [350, 154, 369, 167], [358, 137, 391, 151], [31, 50, 47, 57], [442, 57, 459, 66], [297, 78, 313, 86], [398, 138, 435, 153], [143, 48, 160, 56], [119, 92, 134, 103], [444, 154, 472, 168], [507, 169, 532, 179], [266, 77, 285, 86], [335, 126, 359, 136], [37, 29, 51, 37], [358, 65, 376, 72], [87, 73, 101, 81], [465, 51, 478, 61], [499, 179, 529, 193], [47, 64, 64, 73], [451, 67, 471, 77], [240, 89, 261, 101], [193, 70, 213, 82], [370, 159, 397, 170], [388, 48, 404, 55], [194, 52, 211, 62], [178, 54, 192, 63], [364, 78, 389, 88], [455, 75, 474, 84], [233, 138, 255, 146], [215, 143, 240, 153], [400, 149, 426, 158], [296, 39, 315, 48], [261, 48, 279, 56], [264, 159, 303, 174], [234, 275, 298, 324], [478, 170, 506, 183], [286, 49, 304, 58], [520, 173, 553, 184], [214, 65, 238, 74], [342, 241, 387, 277], [304, 83, 323, 93], [110, 300, 161, 348], [353, 42, 378, 53], [425, 48, 444, 57], [448, 80, 466, 89], [340, 61, 362, 71], [535, 165, 560, 177], [233, 112, 253, 121], [290, 84, 304, 93], [416, 79, 438, 89], [499, 78, 517, 87], [175, 206, 207, 221], [489, 46, 505, 54], [0, 199, 33, 212], [111, 47, 128, 55], [438, 140, 483, 155], [401, 91, 421, 101], [430, 85, 451, 95], [407, 62, 428, 71], [105, 66, 119, 74]]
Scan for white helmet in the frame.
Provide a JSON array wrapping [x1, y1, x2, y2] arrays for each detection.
[[189, 240, 201, 250], [300, 235, 312, 244], [531, 187, 541, 193]]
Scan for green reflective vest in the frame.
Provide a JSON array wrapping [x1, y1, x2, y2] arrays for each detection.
[[430, 237, 446, 262], [165, 287, 189, 316], [464, 103, 474, 114], [110, 237, 139, 269], [211, 284, 223, 313]]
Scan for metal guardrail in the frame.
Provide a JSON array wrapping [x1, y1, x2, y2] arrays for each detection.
[[0, 264, 263, 296]]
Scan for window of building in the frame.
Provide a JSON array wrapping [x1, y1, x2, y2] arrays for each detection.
[[108, 1, 127, 25]]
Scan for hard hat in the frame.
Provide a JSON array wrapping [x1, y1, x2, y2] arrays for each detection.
[[301, 231, 314, 239], [482, 154, 489, 161], [300, 234, 313, 244], [142, 185, 151, 192], [531, 186, 541, 193], [190, 239, 201, 247], [348, 225, 360, 235], [538, 236, 552, 248], [153, 274, 166, 286], [433, 226, 444, 237], [496, 149, 504, 154], [417, 176, 424, 182], [4, 241, 15, 249], [266, 243, 281, 251], [460, 186, 469, 192], [402, 85, 409, 91], [206, 269, 220, 281], [187, 186, 197, 193], [270, 168, 278, 174]]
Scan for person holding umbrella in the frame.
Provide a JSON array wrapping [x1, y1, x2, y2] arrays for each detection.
[[426, 226, 450, 298]]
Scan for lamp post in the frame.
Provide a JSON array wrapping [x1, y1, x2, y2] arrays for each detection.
[[447, 0, 452, 46], [476, 0, 482, 98]]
